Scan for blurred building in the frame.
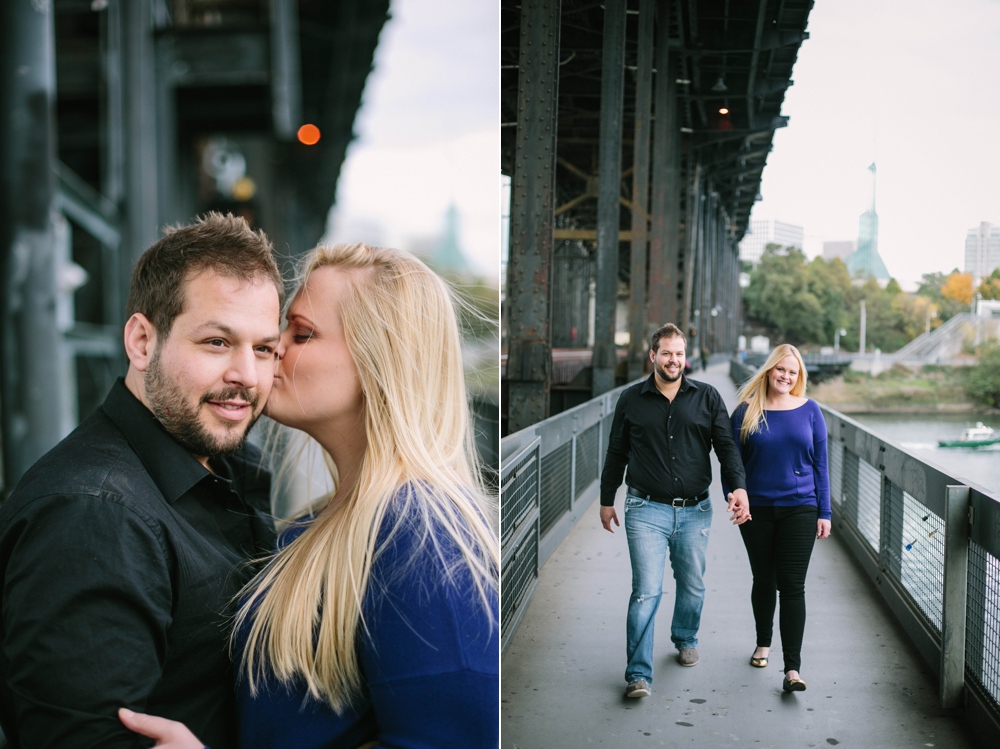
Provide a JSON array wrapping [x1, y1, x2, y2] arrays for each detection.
[[738, 218, 804, 264], [823, 240, 856, 262], [0, 0, 389, 494], [965, 221, 1000, 284]]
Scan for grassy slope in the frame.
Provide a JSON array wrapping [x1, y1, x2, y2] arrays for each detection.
[[809, 365, 980, 413]]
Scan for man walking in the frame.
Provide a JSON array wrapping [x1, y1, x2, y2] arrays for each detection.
[[599, 323, 749, 698], [0, 213, 283, 748]]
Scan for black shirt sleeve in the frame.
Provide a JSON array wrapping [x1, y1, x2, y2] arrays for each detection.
[[709, 389, 747, 493], [1, 494, 173, 749], [599, 390, 632, 505]]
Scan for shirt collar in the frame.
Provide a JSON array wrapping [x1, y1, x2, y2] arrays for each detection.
[[640, 372, 699, 396], [102, 378, 220, 504]]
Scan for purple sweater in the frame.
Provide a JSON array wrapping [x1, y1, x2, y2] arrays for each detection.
[[726, 400, 831, 520]]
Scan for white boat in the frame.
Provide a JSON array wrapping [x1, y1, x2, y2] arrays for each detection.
[[938, 422, 1000, 448]]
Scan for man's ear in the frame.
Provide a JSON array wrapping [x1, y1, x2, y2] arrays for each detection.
[[124, 313, 158, 372], [648, 348, 655, 364]]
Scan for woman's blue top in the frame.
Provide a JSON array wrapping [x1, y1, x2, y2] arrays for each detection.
[[235, 502, 499, 749], [726, 399, 832, 520]]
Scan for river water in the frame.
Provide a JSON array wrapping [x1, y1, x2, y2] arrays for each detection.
[[848, 412, 1000, 496]]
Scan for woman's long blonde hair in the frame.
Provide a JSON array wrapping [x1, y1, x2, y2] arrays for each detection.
[[736, 344, 808, 444], [235, 243, 499, 711]]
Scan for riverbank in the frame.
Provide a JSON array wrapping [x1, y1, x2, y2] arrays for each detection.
[[810, 364, 996, 414]]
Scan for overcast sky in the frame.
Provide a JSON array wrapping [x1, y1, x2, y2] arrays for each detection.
[[752, 0, 1000, 290], [325, 0, 498, 279]]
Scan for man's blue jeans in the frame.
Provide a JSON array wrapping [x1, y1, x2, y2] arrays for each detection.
[[623, 492, 713, 685]]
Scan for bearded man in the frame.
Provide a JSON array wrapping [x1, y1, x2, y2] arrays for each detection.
[[0, 213, 282, 749], [599, 323, 750, 699]]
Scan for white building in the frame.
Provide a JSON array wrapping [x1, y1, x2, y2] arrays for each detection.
[[965, 222, 1000, 284], [822, 240, 856, 262], [738, 219, 804, 265]]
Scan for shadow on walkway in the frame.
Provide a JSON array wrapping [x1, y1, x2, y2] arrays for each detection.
[[501, 363, 976, 749]]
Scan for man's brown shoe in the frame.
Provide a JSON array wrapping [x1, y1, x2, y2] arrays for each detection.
[[625, 679, 650, 698], [677, 647, 699, 667]]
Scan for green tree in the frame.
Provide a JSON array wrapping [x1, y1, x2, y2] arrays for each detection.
[[978, 268, 1000, 301], [917, 270, 967, 321], [963, 341, 1000, 407], [805, 256, 854, 346], [743, 245, 825, 343], [847, 277, 931, 353]]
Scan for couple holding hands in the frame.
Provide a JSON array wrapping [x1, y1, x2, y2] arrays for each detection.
[[0, 213, 498, 749], [600, 324, 831, 698]]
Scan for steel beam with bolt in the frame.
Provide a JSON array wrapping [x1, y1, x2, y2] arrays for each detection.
[[628, 0, 654, 380], [0, 0, 71, 494], [506, 0, 561, 433], [592, 0, 626, 397], [648, 0, 674, 330]]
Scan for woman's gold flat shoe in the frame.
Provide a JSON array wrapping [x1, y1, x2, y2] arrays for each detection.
[[749, 651, 768, 668], [782, 676, 807, 692]]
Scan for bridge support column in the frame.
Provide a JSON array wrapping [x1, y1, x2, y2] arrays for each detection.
[[592, 0, 626, 397], [627, 0, 654, 382], [648, 0, 677, 330], [0, 0, 71, 493], [680, 162, 700, 340], [940, 485, 970, 709], [506, 0, 561, 433]]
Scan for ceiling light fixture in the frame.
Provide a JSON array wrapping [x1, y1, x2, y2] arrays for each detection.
[[712, 75, 728, 92]]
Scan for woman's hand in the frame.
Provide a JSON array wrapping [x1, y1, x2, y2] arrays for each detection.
[[817, 519, 831, 540], [118, 708, 204, 749]]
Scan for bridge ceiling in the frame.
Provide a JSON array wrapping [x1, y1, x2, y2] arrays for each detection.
[[501, 0, 812, 240]]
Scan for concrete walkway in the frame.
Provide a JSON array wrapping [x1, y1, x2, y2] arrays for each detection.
[[501, 363, 977, 749]]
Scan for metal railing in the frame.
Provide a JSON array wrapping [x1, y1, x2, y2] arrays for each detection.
[[499, 379, 638, 655], [733, 357, 1000, 742]]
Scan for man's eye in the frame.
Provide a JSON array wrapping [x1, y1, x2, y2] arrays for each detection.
[[208, 339, 226, 347]]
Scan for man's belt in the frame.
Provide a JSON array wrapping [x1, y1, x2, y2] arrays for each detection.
[[627, 486, 710, 507]]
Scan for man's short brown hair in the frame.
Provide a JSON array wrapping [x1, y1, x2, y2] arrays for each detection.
[[125, 212, 284, 336], [649, 323, 687, 353]]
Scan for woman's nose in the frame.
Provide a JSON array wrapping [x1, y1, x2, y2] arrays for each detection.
[[276, 330, 291, 360]]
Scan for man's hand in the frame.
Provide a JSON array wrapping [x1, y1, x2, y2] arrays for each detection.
[[118, 708, 203, 749], [726, 489, 751, 525], [817, 519, 832, 539], [600, 505, 620, 533]]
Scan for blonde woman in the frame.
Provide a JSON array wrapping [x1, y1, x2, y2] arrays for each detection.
[[723, 344, 831, 694], [121, 244, 499, 748]]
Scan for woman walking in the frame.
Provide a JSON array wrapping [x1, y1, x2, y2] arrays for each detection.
[[727, 344, 831, 692]]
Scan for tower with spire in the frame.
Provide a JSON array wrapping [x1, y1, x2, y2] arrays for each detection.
[[845, 163, 890, 282], [427, 203, 470, 275]]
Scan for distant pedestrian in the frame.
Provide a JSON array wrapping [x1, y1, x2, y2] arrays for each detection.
[[701, 346, 710, 370], [599, 323, 750, 699], [726, 344, 831, 693]]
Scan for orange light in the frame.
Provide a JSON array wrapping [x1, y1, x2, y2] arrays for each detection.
[[297, 124, 321, 145], [718, 107, 729, 115]]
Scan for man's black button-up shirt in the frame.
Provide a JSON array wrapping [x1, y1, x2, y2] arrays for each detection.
[[600, 374, 746, 505], [0, 379, 276, 749]]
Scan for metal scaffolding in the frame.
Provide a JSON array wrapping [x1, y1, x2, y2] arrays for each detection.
[[501, 0, 812, 434]]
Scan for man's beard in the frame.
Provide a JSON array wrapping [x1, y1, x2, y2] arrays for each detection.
[[145, 348, 261, 460], [655, 362, 682, 383]]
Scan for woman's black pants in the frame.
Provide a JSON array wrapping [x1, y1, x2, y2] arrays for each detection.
[[738, 504, 818, 673]]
